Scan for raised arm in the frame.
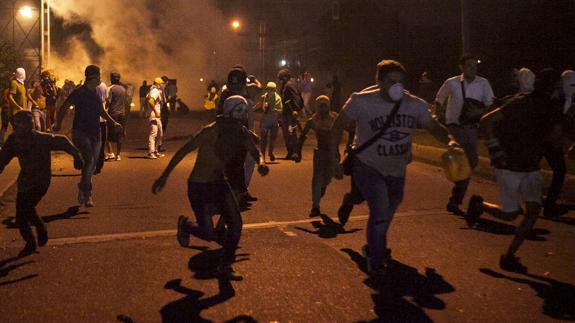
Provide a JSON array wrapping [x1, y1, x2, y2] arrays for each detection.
[[152, 135, 200, 194]]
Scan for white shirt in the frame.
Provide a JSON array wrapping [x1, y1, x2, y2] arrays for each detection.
[[435, 74, 494, 125], [342, 89, 434, 177], [96, 82, 108, 122], [148, 86, 163, 119]]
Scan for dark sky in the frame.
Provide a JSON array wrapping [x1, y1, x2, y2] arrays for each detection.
[[218, 0, 575, 97]]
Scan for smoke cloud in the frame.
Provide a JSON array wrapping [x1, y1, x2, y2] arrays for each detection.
[[50, 0, 244, 108]]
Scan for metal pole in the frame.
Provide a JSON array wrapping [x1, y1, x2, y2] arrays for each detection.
[[259, 20, 266, 80], [461, 0, 469, 55], [46, 0, 50, 69], [40, 0, 44, 74], [12, 0, 15, 46]]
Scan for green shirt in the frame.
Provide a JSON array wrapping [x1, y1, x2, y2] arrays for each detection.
[[9, 79, 27, 116]]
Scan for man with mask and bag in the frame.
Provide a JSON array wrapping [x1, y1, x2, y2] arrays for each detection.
[[330, 60, 454, 282], [435, 54, 494, 216]]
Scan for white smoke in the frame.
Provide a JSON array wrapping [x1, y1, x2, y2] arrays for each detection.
[[50, 0, 243, 109]]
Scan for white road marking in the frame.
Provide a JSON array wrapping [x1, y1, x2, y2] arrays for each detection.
[[45, 208, 446, 246]]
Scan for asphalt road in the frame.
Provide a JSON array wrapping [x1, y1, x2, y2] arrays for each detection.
[[1, 113, 574, 322]]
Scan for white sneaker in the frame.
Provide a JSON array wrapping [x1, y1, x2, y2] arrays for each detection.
[[105, 153, 116, 160], [115, 155, 121, 161], [147, 153, 158, 159], [155, 152, 165, 158], [85, 196, 94, 207]]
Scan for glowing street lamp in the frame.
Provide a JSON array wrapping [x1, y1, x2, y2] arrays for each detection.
[[19, 6, 33, 18], [280, 59, 287, 67], [231, 19, 241, 31]]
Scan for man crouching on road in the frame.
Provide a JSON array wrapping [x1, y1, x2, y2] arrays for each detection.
[[0, 111, 84, 257], [465, 69, 563, 273], [330, 59, 454, 283], [152, 95, 269, 281]]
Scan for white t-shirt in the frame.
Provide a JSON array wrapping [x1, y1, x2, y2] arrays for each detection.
[[342, 89, 434, 177], [435, 74, 494, 125], [148, 86, 163, 119]]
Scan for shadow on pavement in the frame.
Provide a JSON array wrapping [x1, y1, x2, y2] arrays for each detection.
[[0, 256, 37, 287], [480, 268, 575, 321], [295, 214, 361, 239], [342, 248, 455, 322], [159, 247, 254, 322], [471, 218, 550, 241], [52, 174, 81, 177], [542, 215, 575, 227], [2, 206, 87, 229]]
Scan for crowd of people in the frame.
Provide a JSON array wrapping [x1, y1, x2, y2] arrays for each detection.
[[0, 54, 574, 283]]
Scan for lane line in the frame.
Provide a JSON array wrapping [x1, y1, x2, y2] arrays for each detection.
[[44, 208, 445, 246]]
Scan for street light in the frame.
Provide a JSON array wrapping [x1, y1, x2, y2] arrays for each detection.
[[231, 19, 241, 31], [19, 6, 33, 18], [280, 59, 287, 67]]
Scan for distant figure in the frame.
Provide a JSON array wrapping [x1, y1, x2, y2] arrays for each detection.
[[139, 80, 149, 118], [165, 78, 178, 114], [416, 71, 436, 103], [300, 70, 313, 116], [54, 65, 121, 207], [435, 54, 494, 216], [326, 74, 342, 112], [465, 69, 563, 273], [203, 83, 219, 120], [8, 67, 28, 120], [27, 80, 47, 132], [176, 98, 190, 115], [0, 111, 84, 257], [257, 82, 282, 162], [147, 77, 166, 159], [106, 72, 127, 161], [278, 68, 302, 160], [298, 95, 337, 217], [152, 95, 269, 281], [40, 70, 59, 131], [160, 76, 171, 144]]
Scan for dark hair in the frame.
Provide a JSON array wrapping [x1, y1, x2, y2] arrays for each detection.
[[227, 68, 247, 85], [534, 68, 560, 94], [13, 110, 33, 124], [277, 68, 291, 81], [110, 72, 121, 84], [459, 53, 476, 66], [375, 60, 406, 83], [84, 65, 100, 78]]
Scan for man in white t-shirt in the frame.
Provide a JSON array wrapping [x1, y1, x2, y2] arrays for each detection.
[[435, 54, 494, 216], [331, 60, 453, 282], [147, 77, 166, 159]]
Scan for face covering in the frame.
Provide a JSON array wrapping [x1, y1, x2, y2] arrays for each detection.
[[388, 83, 404, 102], [15, 68, 26, 84]]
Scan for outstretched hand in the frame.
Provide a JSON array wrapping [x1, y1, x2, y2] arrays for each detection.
[[152, 176, 167, 194]]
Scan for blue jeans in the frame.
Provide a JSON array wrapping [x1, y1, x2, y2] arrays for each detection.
[[353, 159, 405, 270], [72, 130, 101, 198], [187, 180, 242, 264]]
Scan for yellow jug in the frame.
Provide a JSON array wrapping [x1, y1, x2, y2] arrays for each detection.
[[441, 147, 471, 182]]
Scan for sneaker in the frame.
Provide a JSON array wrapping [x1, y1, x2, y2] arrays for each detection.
[[338, 196, 353, 226], [217, 265, 243, 281], [269, 154, 276, 162], [465, 195, 484, 228], [155, 152, 166, 158], [176, 216, 190, 247], [18, 242, 38, 257], [147, 153, 158, 159], [499, 254, 527, 273], [37, 224, 48, 247], [105, 153, 116, 161], [245, 193, 258, 202], [115, 155, 121, 161], [446, 202, 466, 216], [85, 196, 94, 207], [309, 207, 321, 218]]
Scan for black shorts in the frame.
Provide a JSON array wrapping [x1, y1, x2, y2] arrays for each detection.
[[107, 114, 126, 142]]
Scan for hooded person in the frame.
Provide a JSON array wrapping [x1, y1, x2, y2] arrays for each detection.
[[297, 95, 339, 217], [152, 95, 268, 281], [466, 68, 564, 272], [8, 67, 28, 119], [517, 68, 535, 93], [257, 81, 283, 162], [561, 70, 575, 114]]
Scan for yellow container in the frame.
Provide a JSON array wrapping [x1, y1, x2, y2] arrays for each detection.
[[441, 147, 471, 182]]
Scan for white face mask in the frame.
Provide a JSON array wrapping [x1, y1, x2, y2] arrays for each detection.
[[388, 83, 404, 102]]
